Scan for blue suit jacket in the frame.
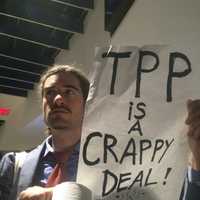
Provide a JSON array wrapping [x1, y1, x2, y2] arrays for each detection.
[[0, 142, 45, 200]]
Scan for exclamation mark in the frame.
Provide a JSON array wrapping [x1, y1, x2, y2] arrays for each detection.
[[163, 168, 172, 185]]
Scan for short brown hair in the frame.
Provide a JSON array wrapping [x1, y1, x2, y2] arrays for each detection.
[[39, 64, 90, 102]]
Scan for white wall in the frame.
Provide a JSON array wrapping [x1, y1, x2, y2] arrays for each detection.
[[111, 0, 200, 48], [0, 89, 45, 150], [1, 0, 200, 150], [56, 1, 110, 74]]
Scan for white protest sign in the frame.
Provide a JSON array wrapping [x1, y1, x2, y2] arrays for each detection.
[[77, 45, 196, 200]]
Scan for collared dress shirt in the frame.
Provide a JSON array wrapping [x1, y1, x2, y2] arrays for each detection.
[[32, 136, 80, 186]]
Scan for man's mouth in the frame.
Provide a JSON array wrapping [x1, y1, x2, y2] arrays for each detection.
[[51, 108, 71, 114]]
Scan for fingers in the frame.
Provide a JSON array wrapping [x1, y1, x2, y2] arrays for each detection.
[[18, 186, 53, 200], [45, 188, 53, 200]]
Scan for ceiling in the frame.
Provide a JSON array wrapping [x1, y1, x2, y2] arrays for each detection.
[[0, 0, 94, 98]]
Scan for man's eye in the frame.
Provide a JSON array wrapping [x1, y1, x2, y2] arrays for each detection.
[[46, 90, 56, 97], [64, 89, 75, 96]]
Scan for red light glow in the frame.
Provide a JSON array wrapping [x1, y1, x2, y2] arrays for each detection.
[[0, 108, 10, 116]]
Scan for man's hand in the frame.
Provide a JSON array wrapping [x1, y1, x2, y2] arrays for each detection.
[[18, 186, 53, 200], [185, 99, 200, 170]]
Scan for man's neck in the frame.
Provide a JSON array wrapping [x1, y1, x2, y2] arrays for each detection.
[[51, 128, 81, 152]]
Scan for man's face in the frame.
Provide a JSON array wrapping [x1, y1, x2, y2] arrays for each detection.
[[42, 72, 85, 131]]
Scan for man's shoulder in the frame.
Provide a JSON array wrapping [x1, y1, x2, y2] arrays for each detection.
[[30, 140, 46, 153], [21, 140, 46, 162], [0, 152, 15, 167], [0, 152, 16, 184], [0, 151, 28, 175], [0, 152, 16, 200], [0, 140, 46, 169]]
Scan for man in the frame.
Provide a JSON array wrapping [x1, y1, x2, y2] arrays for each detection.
[[0, 64, 90, 200], [180, 99, 200, 200]]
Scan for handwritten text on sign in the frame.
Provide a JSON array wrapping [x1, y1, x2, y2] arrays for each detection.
[[101, 50, 191, 102], [79, 47, 191, 199], [82, 102, 174, 197]]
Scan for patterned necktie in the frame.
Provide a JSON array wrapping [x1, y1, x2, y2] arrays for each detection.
[[46, 149, 72, 187]]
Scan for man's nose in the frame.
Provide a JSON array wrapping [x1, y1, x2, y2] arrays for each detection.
[[53, 94, 64, 106]]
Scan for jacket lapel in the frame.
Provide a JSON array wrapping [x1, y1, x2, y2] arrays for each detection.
[[17, 142, 45, 195]]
